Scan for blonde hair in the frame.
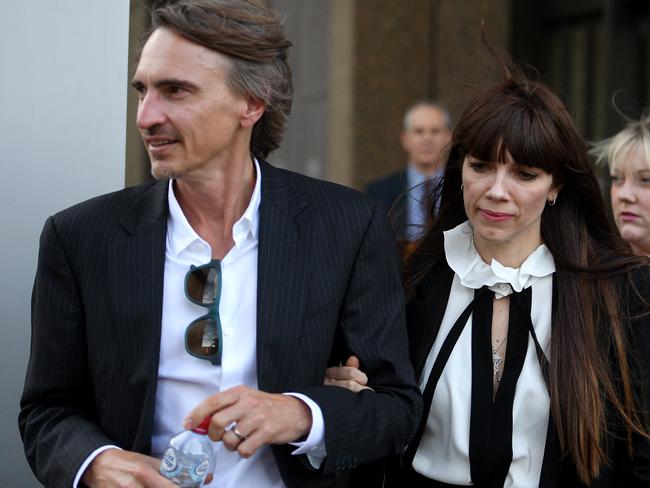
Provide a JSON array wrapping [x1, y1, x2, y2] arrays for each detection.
[[590, 112, 650, 171]]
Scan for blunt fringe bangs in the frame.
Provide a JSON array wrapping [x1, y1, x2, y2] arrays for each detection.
[[453, 78, 588, 189], [150, 0, 294, 158]]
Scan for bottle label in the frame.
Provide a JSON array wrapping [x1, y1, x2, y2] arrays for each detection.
[[159, 433, 213, 486], [194, 459, 209, 478], [160, 447, 178, 473]]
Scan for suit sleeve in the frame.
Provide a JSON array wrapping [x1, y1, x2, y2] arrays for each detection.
[[19, 216, 114, 488], [295, 202, 422, 475]]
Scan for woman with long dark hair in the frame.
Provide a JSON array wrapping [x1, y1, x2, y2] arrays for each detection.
[[326, 55, 650, 486]]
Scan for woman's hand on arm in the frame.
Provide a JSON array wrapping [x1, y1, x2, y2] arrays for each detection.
[[324, 356, 373, 393]]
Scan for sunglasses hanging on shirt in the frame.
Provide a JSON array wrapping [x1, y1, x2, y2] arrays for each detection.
[[184, 260, 223, 365]]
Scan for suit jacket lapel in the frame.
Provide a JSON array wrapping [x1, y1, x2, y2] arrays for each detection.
[[256, 161, 309, 393], [107, 180, 168, 451]]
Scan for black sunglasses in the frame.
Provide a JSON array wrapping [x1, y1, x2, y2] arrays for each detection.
[[184, 260, 223, 365]]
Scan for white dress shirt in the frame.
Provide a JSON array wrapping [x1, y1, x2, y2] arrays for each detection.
[[412, 221, 555, 487], [74, 160, 325, 487]]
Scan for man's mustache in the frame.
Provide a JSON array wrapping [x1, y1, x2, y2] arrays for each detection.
[[142, 125, 182, 140]]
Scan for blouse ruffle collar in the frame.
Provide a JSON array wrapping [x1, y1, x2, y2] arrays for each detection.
[[443, 221, 556, 299]]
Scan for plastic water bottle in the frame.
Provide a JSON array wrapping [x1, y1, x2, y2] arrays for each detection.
[[160, 417, 214, 487]]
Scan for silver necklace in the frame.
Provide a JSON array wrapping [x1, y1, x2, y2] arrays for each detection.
[[492, 350, 503, 383], [492, 339, 507, 383]]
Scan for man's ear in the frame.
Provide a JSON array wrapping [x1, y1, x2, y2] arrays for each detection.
[[241, 97, 265, 128], [399, 130, 409, 152]]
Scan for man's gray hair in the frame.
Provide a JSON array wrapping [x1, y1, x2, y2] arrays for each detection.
[[402, 100, 452, 131], [149, 0, 293, 159]]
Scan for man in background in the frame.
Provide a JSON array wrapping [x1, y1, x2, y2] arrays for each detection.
[[366, 101, 452, 243], [19, 1, 420, 487]]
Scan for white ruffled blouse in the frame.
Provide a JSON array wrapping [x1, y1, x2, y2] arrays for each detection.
[[412, 221, 556, 487]]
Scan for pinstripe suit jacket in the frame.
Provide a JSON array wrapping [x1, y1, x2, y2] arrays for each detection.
[[19, 160, 422, 488]]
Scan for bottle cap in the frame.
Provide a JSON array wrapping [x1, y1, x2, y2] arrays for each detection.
[[192, 416, 211, 435]]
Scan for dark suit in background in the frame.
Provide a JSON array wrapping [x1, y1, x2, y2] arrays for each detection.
[[366, 171, 405, 212], [366, 171, 407, 243]]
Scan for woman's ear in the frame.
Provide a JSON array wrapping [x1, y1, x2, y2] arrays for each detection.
[[548, 183, 562, 205]]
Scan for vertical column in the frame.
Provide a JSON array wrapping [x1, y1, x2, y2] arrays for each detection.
[[328, 0, 356, 186], [125, 0, 152, 186], [352, 0, 436, 189], [435, 0, 511, 121], [327, 0, 511, 189], [269, 0, 331, 179]]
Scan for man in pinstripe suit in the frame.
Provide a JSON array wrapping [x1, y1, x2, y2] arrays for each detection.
[[19, 1, 420, 487]]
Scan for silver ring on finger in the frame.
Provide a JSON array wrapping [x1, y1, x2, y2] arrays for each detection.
[[232, 427, 247, 442]]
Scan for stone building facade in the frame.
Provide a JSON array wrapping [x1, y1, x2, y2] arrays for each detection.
[[126, 0, 650, 190]]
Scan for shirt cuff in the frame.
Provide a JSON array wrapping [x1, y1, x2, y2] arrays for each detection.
[[283, 392, 327, 468], [73, 445, 122, 488]]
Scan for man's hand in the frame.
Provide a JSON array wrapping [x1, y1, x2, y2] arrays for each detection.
[[324, 355, 372, 393], [82, 449, 185, 487], [184, 385, 313, 458]]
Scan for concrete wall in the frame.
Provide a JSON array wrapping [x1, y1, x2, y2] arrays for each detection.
[[266, 0, 331, 179], [351, 0, 438, 188], [0, 1, 130, 485], [327, 0, 511, 190]]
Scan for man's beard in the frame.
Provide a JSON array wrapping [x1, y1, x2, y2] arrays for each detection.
[[150, 159, 185, 180], [142, 125, 183, 180]]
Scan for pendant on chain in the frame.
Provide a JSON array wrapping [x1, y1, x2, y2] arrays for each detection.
[[492, 349, 503, 383]]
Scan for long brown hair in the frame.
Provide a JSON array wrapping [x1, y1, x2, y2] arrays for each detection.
[[405, 52, 649, 483]]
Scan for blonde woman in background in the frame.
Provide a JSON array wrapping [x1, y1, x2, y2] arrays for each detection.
[[592, 114, 650, 256]]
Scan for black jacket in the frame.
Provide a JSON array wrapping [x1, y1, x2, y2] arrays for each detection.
[[19, 161, 422, 488]]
